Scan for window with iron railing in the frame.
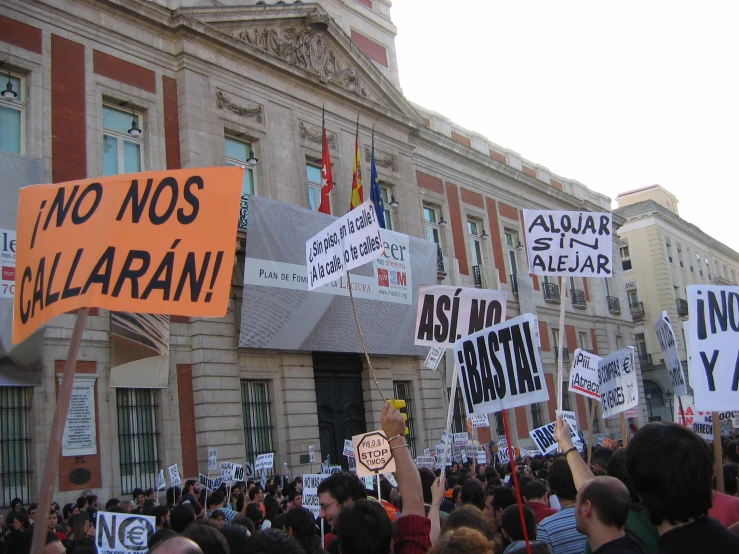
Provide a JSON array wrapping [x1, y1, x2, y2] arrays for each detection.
[[510, 274, 518, 294], [0, 387, 32, 508], [393, 381, 418, 458], [116, 388, 160, 494], [607, 296, 621, 314], [543, 280, 560, 302], [554, 346, 570, 361], [531, 402, 544, 429], [676, 298, 689, 317], [241, 380, 274, 465]]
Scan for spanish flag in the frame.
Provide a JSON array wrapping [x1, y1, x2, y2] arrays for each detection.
[[350, 117, 363, 210]]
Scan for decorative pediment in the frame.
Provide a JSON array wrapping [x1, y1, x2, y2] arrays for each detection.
[[364, 145, 398, 173], [233, 25, 375, 101]]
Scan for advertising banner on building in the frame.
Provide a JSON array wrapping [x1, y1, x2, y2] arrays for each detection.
[[239, 196, 436, 354]]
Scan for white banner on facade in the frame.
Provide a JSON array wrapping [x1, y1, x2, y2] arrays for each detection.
[[599, 347, 639, 419], [0, 228, 15, 299], [62, 379, 97, 457], [415, 285, 507, 348], [522, 210, 613, 276], [569, 348, 602, 400], [454, 313, 549, 416], [654, 311, 688, 397], [306, 200, 384, 290], [686, 285, 739, 411]]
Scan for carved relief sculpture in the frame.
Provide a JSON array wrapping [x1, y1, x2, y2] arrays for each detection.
[[364, 145, 397, 172], [216, 90, 264, 123], [299, 121, 337, 148], [233, 25, 375, 101]]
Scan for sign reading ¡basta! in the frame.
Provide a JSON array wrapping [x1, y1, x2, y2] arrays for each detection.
[[12, 168, 243, 344]]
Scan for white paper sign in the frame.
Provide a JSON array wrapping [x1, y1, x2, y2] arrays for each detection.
[[423, 346, 446, 370], [156, 470, 166, 491], [471, 414, 490, 428], [415, 285, 508, 347], [476, 449, 487, 463], [352, 430, 396, 477], [454, 313, 549, 416], [0, 228, 16, 299], [415, 456, 436, 469], [529, 420, 580, 455], [599, 347, 639, 419], [686, 285, 739, 411], [306, 200, 384, 290], [168, 464, 182, 487], [309, 445, 315, 463], [383, 473, 398, 487], [522, 210, 613, 276], [454, 432, 469, 446], [62, 380, 97, 457], [208, 449, 217, 470], [255, 453, 274, 471], [497, 437, 510, 464], [343, 439, 355, 458], [232, 464, 245, 481], [556, 410, 579, 433], [220, 462, 233, 480], [96, 512, 155, 554], [244, 461, 254, 479], [302, 474, 327, 518], [692, 412, 714, 441], [569, 348, 603, 400], [654, 311, 688, 397], [360, 475, 376, 490], [435, 444, 452, 466]]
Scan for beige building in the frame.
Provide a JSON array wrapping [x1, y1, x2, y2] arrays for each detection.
[[615, 185, 739, 422], [0, 0, 641, 508]]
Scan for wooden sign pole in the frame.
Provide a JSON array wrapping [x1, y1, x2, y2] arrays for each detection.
[[713, 411, 725, 494], [587, 400, 596, 467], [556, 278, 568, 414], [620, 412, 628, 447], [31, 308, 89, 554]]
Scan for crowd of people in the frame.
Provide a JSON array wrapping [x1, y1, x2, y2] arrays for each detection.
[[2, 402, 739, 554]]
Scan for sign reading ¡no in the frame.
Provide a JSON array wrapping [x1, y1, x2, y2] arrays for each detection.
[[12, 167, 243, 344]]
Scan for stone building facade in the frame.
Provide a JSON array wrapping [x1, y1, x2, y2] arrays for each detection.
[[615, 185, 739, 422], [0, 0, 642, 508]]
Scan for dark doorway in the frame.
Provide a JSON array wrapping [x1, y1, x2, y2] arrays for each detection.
[[313, 353, 367, 470]]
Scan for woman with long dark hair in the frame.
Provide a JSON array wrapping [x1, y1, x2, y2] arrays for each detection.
[[283, 507, 324, 554]]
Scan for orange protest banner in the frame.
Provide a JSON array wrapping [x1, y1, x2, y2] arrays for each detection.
[[13, 167, 243, 344]]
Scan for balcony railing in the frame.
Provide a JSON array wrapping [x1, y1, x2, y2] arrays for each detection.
[[676, 298, 689, 317], [510, 274, 518, 294], [472, 265, 482, 287], [437, 245, 445, 274], [554, 346, 570, 361], [543, 282, 561, 303], [639, 353, 653, 369], [571, 288, 587, 308], [239, 194, 249, 230], [629, 301, 645, 320], [607, 296, 621, 314]]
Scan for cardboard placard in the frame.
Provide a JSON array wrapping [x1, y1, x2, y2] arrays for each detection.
[[454, 313, 549, 416], [598, 347, 639, 419], [522, 210, 613, 277], [569, 348, 603, 400], [654, 311, 688, 397], [306, 200, 384, 290], [12, 168, 243, 344], [168, 464, 182, 487], [686, 285, 739, 411], [415, 285, 507, 348], [96, 512, 155, 554], [352, 431, 396, 477]]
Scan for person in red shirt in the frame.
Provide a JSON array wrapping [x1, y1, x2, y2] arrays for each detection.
[[523, 480, 557, 524]]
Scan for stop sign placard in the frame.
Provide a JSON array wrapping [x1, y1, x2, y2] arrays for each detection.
[[352, 431, 397, 477]]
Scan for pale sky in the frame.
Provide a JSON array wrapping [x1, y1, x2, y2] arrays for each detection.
[[392, 0, 739, 252]]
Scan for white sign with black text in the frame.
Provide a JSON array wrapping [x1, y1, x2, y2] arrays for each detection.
[[529, 420, 580, 455], [522, 210, 613, 276], [96, 512, 155, 554], [0, 228, 16, 299], [599, 347, 639, 419], [255, 453, 274, 471], [208, 449, 217, 470], [654, 311, 688, 397], [343, 439, 355, 458], [302, 474, 327, 518], [423, 346, 446, 371], [471, 414, 490, 428], [686, 285, 739, 411], [569, 348, 602, 400], [415, 285, 508, 348], [306, 200, 384, 290], [454, 313, 549, 416], [168, 464, 182, 487]]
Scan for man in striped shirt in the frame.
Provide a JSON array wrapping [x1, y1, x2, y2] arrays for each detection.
[[206, 491, 240, 524], [537, 457, 587, 554]]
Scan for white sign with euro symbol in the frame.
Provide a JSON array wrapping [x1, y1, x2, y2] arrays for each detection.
[[96, 512, 155, 554]]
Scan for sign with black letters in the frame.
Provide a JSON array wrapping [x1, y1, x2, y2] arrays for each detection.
[[599, 347, 638, 418]]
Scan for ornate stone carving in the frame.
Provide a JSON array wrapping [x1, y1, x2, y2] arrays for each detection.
[[216, 90, 264, 123], [306, 9, 331, 30], [299, 121, 336, 148], [364, 145, 397, 172], [233, 26, 374, 101]]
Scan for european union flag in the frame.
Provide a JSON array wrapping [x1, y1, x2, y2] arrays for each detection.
[[369, 133, 386, 229]]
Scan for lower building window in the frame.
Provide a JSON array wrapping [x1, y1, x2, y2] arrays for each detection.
[[116, 388, 160, 494], [393, 381, 417, 458], [0, 387, 32, 508], [241, 380, 274, 465]]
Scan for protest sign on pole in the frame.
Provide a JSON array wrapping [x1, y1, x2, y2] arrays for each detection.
[[302, 474, 328, 518], [343, 439, 355, 458], [414, 285, 507, 348], [232, 464, 245, 482], [255, 453, 274, 472], [305, 199, 384, 290], [497, 437, 510, 465], [686, 285, 739, 411], [654, 311, 688, 397], [168, 464, 182, 487], [470, 414, 490, 428], [598, 347, 639, 419], [454, 313, 549, 417], [569, 349, 602, 400], [454, 432, 469, 447], [529, 420, 581, 455], [352, 431, 396, 477], [309, 445, 315, 464], [208, 449, 217, 471], [556, 410, 580, 433], [220, 462, 234, 481], [415, 457, 435, 469], [423, 346, 446, 370], [156, 470, 166, 491], [96, 512, 155, 554]]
